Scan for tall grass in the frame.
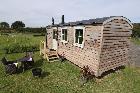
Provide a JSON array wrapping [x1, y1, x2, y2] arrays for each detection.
[[131, 38, 140, 45], [0, 33, 44, 54]]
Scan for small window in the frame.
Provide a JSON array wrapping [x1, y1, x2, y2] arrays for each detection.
[[75, 29, 83, 44], [74, 27, 84, 48], [61, 29, 68, 43], [53, 29, 57, 39]]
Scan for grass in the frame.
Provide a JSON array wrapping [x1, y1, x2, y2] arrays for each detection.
[[0, 33, 140, 93], [0, 33, 44, 55], [131, 37, 140, 45], [0, 33, 44, 49]]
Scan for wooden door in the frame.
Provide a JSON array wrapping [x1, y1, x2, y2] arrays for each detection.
[[52, 29, 58, 50]]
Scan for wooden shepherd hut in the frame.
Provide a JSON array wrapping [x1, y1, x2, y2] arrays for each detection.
[[40, 16, 133, 77]]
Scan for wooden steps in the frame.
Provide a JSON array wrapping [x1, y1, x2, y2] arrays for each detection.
[[44, 49, 59, 62], [40, 41, 59, 62]]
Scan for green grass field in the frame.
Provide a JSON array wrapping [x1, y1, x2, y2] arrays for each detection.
[[131, 38, 140, 45], [0, 33, 140, 93]]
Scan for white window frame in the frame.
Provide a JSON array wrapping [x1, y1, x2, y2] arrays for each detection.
[[74, 26, 85, 48], [61, 27, 68, 43]]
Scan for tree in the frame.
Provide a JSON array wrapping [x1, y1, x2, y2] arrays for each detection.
[[11, 21, 25, 29], [0, 22, 10, 28]]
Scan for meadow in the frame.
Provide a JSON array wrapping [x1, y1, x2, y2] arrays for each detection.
[[131, 37, 140, 45], [0, 33, 140, 93]]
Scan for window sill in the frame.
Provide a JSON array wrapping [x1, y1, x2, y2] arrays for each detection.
[[60, 40, 68, 44], [74, 43, 84, 48]]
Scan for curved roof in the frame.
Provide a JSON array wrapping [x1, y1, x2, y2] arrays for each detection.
[[103, 16, 133, 28], [48, 16, 133, 28]]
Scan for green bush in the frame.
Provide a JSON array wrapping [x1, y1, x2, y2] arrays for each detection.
[[33, 33, 45, 37], [16, 27, 46, 33], [3, 43, 39, 54], [0, 28, 14, 33], [0, 27, 46, 33]]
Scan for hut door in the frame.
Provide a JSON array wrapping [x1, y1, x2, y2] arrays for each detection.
[[52, 29, 58, 50]]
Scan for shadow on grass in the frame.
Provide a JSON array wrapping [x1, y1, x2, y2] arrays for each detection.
[[79, 66, 125, 86], [40, 71, 50, 79], [16, 58, 44, 74], [34, 58, 44, 68], [97, 66, 125, 79], [32, 58, 50, 78]]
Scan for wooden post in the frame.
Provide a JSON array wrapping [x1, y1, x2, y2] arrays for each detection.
[[40, 41, 42, 55], [44, 41, 46, 54], [45, 33, 48, 48]]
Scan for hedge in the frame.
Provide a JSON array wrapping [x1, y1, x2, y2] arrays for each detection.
[[3, 43, 39, 54]]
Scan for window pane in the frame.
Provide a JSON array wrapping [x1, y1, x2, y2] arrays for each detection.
[[79, 29, 83, 36], [62, 29, 67, 41], [79, 37, 83, 44], [62, 35, 65, 40], [62, 30, 65, 34], [53, 29, 57, 39], [75, 30, 79, 43], [79, 29, 83, 44], [53, 30, 55, 39], [65, 30, 67, 41], [75, 29, 83, 44]]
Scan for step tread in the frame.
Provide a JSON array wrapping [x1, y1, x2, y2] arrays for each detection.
[[48, 57, 58, 60], [48, 53, 57, 56]]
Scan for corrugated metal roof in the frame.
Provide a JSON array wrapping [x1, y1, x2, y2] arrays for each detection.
[[47, 16, 120, 27]]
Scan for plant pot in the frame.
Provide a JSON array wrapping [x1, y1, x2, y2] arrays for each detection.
[[32, 68, 42, 77]]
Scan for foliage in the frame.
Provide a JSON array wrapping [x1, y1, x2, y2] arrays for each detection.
[[0, 33, 9, 36], [0, 22, 9, 28], [0, 28, 15, 33], [3, 43, 39, 54], [132, 23, 140, 37], [33, 33, 45, 37], [0, 22, 11, 33], [0, 33, 44, 54], [0, 27, 46, 33], [131, 37, 140, 45], [11, 21, 25, 29], [16, 27, 46, 33]]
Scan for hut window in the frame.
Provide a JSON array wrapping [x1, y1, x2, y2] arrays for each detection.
[[74, 26, 85, 48], [75, 29, 83, 44], [61, 29, 68, 43], [53, 29, 57, 39]]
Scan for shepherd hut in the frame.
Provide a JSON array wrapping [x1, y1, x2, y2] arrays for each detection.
[[40, 16, 133, 76]]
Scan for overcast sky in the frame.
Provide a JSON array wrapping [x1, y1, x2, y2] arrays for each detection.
[[0, 0, 139, 27]]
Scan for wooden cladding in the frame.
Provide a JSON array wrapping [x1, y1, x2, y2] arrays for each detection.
[[45, 17, 132, 77], [99, 18, 131, 76]]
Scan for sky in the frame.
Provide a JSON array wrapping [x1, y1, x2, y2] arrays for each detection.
[[0, 0, 140, 27]]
